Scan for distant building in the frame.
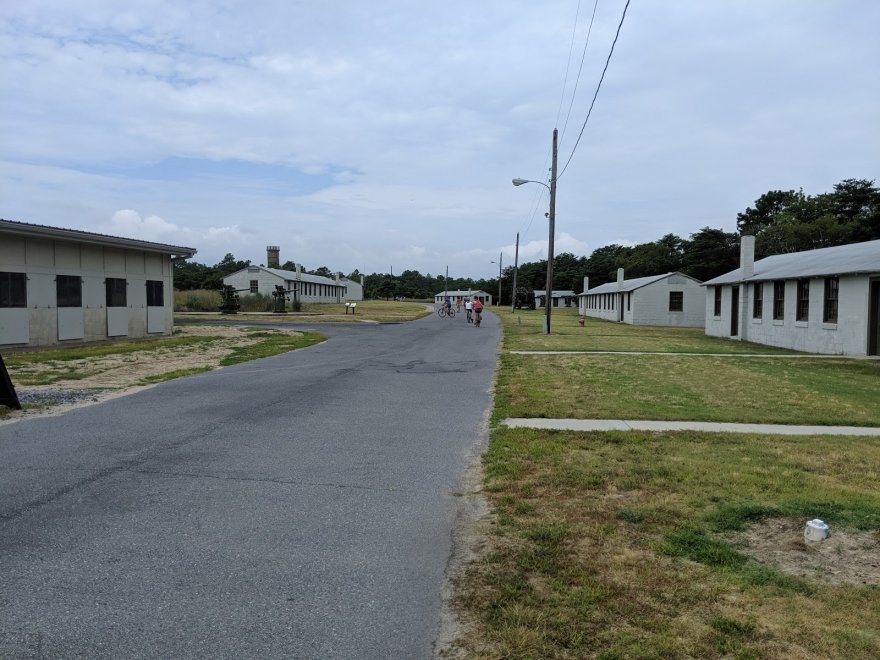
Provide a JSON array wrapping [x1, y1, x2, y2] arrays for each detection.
[[223, 266, 356, 304], [534, 289, 577, 308], [579, 270, 705, 327], [703, 236, 880, 355], [222, 246, 363, 304], [434, 290, 492, 305], [1, 219, 195, 348]]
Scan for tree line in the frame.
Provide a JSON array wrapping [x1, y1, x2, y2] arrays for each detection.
[[175, 178, 878, 305]]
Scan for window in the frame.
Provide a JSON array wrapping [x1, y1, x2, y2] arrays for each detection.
[[105, 278, 127, 307], [146, 280, 164, 307], [796, 279, 810, 322], [56, 275, 82, 307], [669, 291, 683, 312], [823, 278, 839, 323], [752, 282, 763, 319], [0, 272, 26, 308], [713, 287, 722, 316], [773, 281, 785, 320], [250, 279, 259, 293]]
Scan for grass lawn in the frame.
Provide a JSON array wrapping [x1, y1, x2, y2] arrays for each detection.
[[503, 308, 799, 354], [177, 299, 431, 324], [496, 352, 880, 425], [454, 428, 880, 659], [494, 308, 880, 426], [451, 307, 880, 658]]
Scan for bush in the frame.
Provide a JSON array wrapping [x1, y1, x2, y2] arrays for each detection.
[[174, 289, 221, 312], [239, 293, 274, 312]]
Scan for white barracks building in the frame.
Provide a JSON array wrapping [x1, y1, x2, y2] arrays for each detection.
[[1, 219, 196, 349]]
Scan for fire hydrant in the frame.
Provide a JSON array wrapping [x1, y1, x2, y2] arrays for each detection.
[[579, 316, 585, 327]]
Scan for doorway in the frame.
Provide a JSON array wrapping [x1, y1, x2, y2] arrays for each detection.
[[730, 286, 739, 337], [869, 279, 879, 356]]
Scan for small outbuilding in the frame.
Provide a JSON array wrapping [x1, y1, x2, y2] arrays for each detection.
[[434, 290, 492, 305], [534, 290, 577, 308], [1, 219, 196, 348], [703, 236, 880, 355], [578, 269, 705, 327]]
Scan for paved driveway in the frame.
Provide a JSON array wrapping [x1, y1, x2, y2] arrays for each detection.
[[0, 310, 499, 659]]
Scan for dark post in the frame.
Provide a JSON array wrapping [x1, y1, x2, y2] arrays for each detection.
[[0, 353, 22, 410], [545, 128, 558, 335]]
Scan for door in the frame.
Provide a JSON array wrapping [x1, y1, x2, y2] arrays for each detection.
[[869, 280, 880, 356], [618, 294, 624, 322], [730, 286, 739, 337]]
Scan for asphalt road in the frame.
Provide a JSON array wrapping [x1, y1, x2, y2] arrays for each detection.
[[0, 308, 499, 659]]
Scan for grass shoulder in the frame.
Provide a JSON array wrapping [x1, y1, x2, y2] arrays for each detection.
[[454, 427, 880, 658]]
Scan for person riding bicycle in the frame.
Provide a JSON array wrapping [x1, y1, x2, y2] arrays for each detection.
[[443, 296, 452, 314], [464, 297, 473, 323], [472, 298, 483, 326]]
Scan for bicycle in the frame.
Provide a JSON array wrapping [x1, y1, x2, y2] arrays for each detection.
[[437, 306, 456, 318], [473, 310, 482, 327]]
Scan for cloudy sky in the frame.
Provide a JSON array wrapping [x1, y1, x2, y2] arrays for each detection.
[[2, 1, 877, 279]]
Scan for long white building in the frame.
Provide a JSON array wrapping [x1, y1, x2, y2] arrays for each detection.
[[702, 236, 880, 356], [1, 219, 196, 348], [579, 270, 705, 327]]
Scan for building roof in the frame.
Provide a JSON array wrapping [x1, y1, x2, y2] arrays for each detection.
[[534, 290, 577, 297], [435, 290, 490, 297], [228, 265, 343, 286], [1, 218, 196, 258], [702, 239, 880, 286], [578, 272, 698, 296]]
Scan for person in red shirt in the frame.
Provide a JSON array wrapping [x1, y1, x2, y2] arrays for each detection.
[[472, 298, 483, 327]]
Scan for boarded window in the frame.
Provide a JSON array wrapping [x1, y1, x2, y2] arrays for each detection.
[[713, 287, 722, 316], [823, 277, 839, 323], [0, 271, 27, 308], [669, 291, 683, 312], [146, 280, 164, 307], [57, 275, 82, 307], [105, 278, 127, 307]]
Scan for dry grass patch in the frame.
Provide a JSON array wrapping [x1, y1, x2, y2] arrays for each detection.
[[451, 428, 880, 659], [2, 325, 324, 420], [176, 299, 431, 323]]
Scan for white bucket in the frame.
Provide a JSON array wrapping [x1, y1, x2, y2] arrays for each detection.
[[804, 519, 830, 543]]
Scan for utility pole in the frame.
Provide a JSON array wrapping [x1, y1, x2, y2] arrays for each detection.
[[496, 252, 503, 306], [545, 128, 558, 335], [511, 232, 519, 313]]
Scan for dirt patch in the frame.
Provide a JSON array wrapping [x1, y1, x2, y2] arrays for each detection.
[[2, 325, 303, 423], [728, 517, 880, 586]]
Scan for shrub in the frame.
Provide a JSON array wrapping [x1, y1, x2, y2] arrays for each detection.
[[174, 289, 221, 312]]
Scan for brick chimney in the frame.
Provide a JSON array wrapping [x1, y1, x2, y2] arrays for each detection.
[[266, 245, 280, 269], [740, 236, 755, 278], [583, 276, 590, 293], [617, 268, 625, 290]]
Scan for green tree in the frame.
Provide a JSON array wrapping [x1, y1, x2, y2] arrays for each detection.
[[681, 227, 739, 282]]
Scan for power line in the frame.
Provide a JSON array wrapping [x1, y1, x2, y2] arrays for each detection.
[[558, 0, 631, 180], [559, 0, 600, 146], [555, 0, 583, 130]]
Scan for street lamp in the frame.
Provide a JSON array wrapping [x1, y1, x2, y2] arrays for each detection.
[[512, 128, 558, 334], [490, 252, 503, 306]]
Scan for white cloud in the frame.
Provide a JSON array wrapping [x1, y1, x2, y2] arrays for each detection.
[[108, 209, 180, 241], [0, 0, 877, 280]]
